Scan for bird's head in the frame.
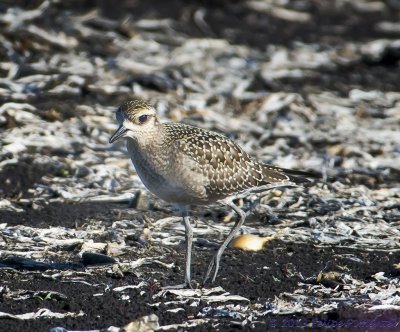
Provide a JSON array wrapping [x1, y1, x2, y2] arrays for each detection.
[[109, 99, 158, 144]]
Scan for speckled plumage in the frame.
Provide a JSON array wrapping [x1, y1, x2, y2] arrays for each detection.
[[115, 103, 305, 204], [163, 122, 292, 201], [110, 98, 312, 287]]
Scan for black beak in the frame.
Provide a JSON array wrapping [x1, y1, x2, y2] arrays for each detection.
[[109, 125, 128, 143]]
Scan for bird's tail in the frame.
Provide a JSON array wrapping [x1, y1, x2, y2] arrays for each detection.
[[262, 164, 319, 184]]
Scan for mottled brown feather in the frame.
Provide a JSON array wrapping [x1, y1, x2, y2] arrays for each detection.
[[163, 123, 291, 200], [115, 99, 311, 205]]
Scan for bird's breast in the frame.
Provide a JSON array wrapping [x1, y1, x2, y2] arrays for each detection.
[[126, 140, 209, 205]]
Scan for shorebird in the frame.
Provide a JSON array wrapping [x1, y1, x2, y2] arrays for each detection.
[[110, 98, 312, 288]]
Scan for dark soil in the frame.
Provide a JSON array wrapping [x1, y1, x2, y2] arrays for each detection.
[[1, 187, 399, 331], [0, 219, 398, 331], [1, 0, 400, 331]]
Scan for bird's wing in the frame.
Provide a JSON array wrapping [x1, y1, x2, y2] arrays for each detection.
[[173, 128, 290, 197]]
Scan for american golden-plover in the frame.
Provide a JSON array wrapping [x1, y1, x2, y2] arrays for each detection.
[[110, 98, 311, 288]]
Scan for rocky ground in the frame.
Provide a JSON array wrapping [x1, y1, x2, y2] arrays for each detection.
[[0, 0, 400, 331]]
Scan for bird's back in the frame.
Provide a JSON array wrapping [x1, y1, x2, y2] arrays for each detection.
[[163, 122, 305, 203]]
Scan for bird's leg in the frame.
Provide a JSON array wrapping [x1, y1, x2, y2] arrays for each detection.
[[203, 200, 247, 285], [182, 208, 193, 288], [163, 206, 193, 289]]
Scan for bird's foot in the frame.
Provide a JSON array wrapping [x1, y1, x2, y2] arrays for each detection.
[[203, 253, 220, 286]]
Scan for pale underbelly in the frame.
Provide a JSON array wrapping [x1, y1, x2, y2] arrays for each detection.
[[132, 158, 211, 205]]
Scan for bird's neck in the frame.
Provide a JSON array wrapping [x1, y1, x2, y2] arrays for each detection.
[[126, 124, 171, 179], [126, 123, 166, 158]]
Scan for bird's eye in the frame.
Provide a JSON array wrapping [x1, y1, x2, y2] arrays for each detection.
[[138, 114, 149, 124]]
